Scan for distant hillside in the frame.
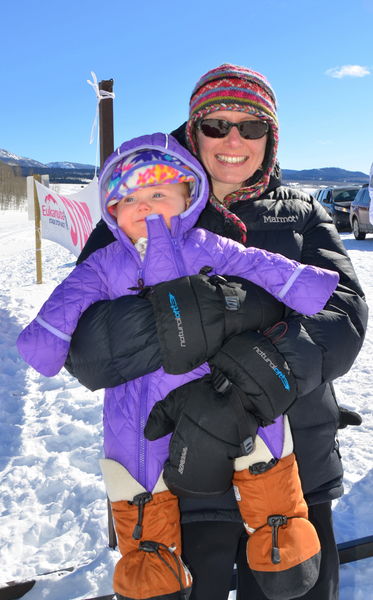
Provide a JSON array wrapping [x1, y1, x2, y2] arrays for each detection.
[[0, 149, 95, 184], [0, 149, 95, 171], [0, 149, 45, 169], [16, 165, 95, 184], [46, 161, 96, 170], [0, 148, 369, 186], [282, 167, 369, 186]]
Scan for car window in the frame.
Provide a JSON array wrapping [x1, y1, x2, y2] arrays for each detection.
[[353, 191, 362, 205], [333, 190, 358, 202], [361, 189, 370, 207]]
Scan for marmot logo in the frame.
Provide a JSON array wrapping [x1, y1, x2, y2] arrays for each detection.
[[263, 215, 298, 223]]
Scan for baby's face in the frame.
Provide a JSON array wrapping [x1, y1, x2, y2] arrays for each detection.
[[110, 182, 190, 241]]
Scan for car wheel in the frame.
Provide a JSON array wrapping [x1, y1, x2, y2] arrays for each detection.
[[352, 218, 366, 240]]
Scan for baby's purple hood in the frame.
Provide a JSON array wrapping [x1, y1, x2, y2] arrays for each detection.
[[99, 133, 210, 242]]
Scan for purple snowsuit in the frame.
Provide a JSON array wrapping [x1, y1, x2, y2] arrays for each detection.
[[17, 133, 339, 492]]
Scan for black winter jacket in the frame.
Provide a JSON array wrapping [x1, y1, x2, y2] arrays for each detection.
[[195, 180, 368, 506], [66, 154, 368, 519]]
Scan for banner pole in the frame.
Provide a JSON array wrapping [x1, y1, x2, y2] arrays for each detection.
[[33, 174, 42, 284], [98, 79, 114, 168], [98, 78, 117, 549]]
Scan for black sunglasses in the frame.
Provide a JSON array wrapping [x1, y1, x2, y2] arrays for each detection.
[[197, 118, 269, 140]]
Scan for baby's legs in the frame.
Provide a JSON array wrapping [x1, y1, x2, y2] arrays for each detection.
[[233, 415, 321, 600], [100, 459, 192, 600]]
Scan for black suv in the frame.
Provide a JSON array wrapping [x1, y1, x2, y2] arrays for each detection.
[[349, 184, 373, 240], [317, 186, 360, 231]]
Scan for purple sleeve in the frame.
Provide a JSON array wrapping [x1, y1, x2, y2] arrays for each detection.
[[17, 261, 110, 376], [199, 230, 339, 315], [17, 321, 71, 376]]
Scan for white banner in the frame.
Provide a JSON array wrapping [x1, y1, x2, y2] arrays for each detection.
[[369, 162, 373, 225], [35, 178, 100, 257]]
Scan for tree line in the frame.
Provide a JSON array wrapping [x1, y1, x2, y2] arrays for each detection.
[[0, 162, 96, 210], [0, 161, 27, 210]]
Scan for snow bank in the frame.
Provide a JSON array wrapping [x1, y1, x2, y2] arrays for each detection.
[[0, 209, 372, 599]]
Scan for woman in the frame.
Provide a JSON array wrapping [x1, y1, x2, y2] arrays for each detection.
[[66, 64, 368, 600]]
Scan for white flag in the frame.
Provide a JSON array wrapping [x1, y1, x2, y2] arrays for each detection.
[[35, 178, 101, 257], [369, 162, 373, 225]]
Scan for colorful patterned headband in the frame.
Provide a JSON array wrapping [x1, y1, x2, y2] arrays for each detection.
[[105, 150, 195, 207]]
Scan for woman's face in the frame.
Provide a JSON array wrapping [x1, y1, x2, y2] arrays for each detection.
[[196, 110, 268, 201]]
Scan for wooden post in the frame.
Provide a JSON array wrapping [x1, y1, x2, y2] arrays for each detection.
[[98, 78, 117, 549], [33, 174, 42, 284], [99, 79, 114, 168]]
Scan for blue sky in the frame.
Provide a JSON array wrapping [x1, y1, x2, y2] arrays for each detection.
[[1, 0, 372, 172]]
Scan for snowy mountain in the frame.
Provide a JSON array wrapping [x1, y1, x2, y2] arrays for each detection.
[[46, 161, 96, 170], [0, 148, 45, 168], [282, 167, 369, 185], [0, 149, 94, 171]]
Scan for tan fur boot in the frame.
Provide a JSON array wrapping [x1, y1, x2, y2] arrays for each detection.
[[100, 459, 192, 600]]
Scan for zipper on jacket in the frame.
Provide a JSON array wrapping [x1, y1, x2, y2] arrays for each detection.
[[171, 238, 187, 277], [137, 234, 184, 488], [137, 268, 145, 290], [128, 271, 146, 293], [138, 375, 149, 487]]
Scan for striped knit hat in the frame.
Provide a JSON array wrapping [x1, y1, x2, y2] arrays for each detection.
[[186, 64, 279, 203]]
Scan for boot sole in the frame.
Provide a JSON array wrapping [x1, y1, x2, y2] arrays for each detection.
[[116, 588, 192, 600]]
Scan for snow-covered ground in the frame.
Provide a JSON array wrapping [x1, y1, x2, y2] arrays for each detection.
[[0, 191, 372, 599]]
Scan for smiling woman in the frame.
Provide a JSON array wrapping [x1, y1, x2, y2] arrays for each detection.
[[65, 63, 368, 600], [186, 64, 279, 208], [195, 112, 268, 200]]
